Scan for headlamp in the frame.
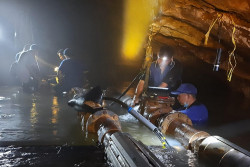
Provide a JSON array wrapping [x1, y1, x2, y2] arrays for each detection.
[[162, 57, 167, 61], [158, 56, 168, 61]]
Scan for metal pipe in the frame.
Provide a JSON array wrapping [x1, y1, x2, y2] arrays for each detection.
[[103, 96, 172, 149], [116, 93, 250, 166], [155, 111, 250, 166], [85, 109, 165, 167]]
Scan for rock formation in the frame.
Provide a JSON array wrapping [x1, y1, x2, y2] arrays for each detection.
[[150, 0, 250, 96]]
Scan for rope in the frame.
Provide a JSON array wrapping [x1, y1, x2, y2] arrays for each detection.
[[142, 23, 162, 93], [227, 17, 237, 82], [204, 14, 222, 45]]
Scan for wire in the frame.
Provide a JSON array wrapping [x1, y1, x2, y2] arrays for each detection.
[[204, 14, 222, 45], [227, 16, 237, 82]]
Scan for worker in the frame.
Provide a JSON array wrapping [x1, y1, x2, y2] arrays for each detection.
[[54, 48, 87, 94], [133, 45, 182, 105], [171, 83, 208, 124], [16, 44, 41, 92]]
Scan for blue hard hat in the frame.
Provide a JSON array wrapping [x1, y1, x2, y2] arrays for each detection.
[[171, 83, 197, 95]]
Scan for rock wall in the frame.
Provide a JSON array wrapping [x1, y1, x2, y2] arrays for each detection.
[[151, 0, 250, 84]]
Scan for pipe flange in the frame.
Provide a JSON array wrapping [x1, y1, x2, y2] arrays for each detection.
[[160, 111, 192, 134], [148, 107, 172, 125], [189, 131, 210, 151], [97, 120, 121, 143], [86, 110, 121, 133]]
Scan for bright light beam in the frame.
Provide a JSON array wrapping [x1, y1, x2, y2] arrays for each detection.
[[122, 0, 161, 60]]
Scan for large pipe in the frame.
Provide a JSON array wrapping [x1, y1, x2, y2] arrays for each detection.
[[119, 95, 250, 166], [68, 91, 165, 167], [85, 109, 165, 167], [69, 88, 250, 166], [198, 136, 250, 167], [153, 111, 250, 167]]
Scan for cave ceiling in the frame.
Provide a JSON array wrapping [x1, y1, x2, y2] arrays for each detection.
[[151, 0, 250, 81]]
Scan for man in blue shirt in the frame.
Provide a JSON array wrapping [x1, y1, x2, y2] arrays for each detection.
[[171, 83, 208, 125], [133, 45, 182, 104], [55, 48, 86, 94]]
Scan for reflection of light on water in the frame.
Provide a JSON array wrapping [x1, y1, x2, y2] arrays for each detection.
[[30, 102, 38, 125], [0, 96, 11, 101], [119, 113, 137, 122], [149, 145, 200, 166], [119, 113, 182, 147], [148, 146, 175, 166], [51, 96, 59, 124], [0, 114, 15, 119]]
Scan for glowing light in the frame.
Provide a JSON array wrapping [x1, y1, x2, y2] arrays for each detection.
[[162, 57, 167, 61], [54, 67, 59, 72], [14, 32, 17, 38], [122, 0, 161, 60]]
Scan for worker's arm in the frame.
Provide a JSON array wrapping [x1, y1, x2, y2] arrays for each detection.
[[132, 80, 144, 105]]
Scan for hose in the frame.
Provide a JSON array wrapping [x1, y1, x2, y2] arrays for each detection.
[[103, 96, 173, 150]]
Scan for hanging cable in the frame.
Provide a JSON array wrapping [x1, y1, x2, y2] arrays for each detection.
[[227, 16, 237, 82], [204, 14, 222, 46], [213, 15, 223, 71]]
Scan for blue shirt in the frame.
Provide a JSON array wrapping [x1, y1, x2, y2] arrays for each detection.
[[179, 101, 208, 125], [145, 60, 182, 89], [149, 62, 172, 86], [59, 58, 86, 88]]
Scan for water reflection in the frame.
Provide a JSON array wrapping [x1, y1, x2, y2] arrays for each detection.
[[51, 96, 59, 124], [0, 145, 106, 167], [1, 85, 249, 166], [30, 102, 38, 126], [0, 86, 87, 145]]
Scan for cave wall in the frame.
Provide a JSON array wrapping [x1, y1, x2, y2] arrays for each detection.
[[150, 0, 250, 92]]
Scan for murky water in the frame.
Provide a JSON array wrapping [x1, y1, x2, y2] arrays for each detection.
[[0, 86, 95, 145], [0, 85, 249, 166], [0, 145, 106, 167], [0, 86, 105, 166]]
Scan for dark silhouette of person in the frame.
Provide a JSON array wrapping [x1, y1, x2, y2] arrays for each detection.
[[54, 48, 87, 94], [16, 44, 40, 92]]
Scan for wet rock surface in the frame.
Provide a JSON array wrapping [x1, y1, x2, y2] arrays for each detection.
[[151, 0, 250, 92]]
